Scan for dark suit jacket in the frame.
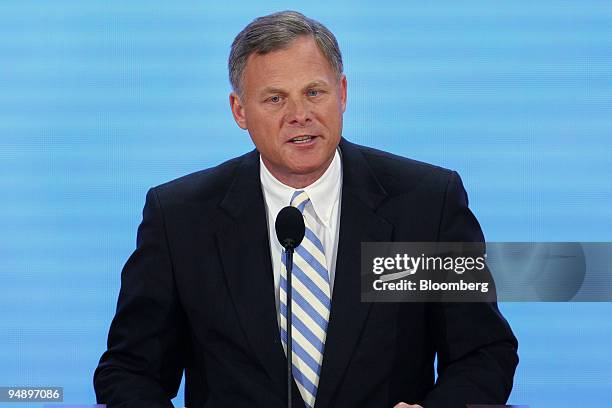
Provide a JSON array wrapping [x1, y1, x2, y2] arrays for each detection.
[[94, 138, 518, 408]]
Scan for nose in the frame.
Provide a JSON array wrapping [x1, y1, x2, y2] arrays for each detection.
[[285, 97, 312, 126]]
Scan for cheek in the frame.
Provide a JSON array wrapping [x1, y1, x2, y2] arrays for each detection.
[[247, 110, 272, 132], [248, 114, 287, 150], [319, 113, 342, 136], [252, 108, 284, 130]]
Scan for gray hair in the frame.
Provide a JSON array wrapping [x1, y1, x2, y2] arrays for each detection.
[[229, 10, 343, 97]]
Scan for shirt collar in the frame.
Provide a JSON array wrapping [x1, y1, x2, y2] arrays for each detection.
[[259, 149, 342, 228]]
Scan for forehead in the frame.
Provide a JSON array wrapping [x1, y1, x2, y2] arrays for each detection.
[[242, 36, 336, 92]]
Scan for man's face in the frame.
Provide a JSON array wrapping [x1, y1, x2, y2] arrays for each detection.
[[230, 36, 347, 187]]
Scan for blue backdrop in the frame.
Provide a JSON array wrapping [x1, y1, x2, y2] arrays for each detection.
[[1, 1, 611, 407]]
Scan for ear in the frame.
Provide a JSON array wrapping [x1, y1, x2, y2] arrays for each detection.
[[339, 74, 347, 113], [229, 92, 248, 130]]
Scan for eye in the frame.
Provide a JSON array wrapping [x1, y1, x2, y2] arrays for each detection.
[[307, 89, 320, 97], [267, 95, 281, 103]]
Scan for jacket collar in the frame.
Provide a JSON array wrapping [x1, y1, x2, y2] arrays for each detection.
[[219, 137, 387, 219]]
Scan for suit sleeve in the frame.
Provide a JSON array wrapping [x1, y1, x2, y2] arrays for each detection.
[[94, 188, 191, 408], [420, 171, 519, 408]]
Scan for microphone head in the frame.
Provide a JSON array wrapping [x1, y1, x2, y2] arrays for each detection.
[[275, 206, 305, 250]]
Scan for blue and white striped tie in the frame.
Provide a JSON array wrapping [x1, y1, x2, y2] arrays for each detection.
[[280, 190, 331, 408]]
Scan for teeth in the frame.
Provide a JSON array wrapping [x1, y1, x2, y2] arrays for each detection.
[[291, 135, 313, 143]]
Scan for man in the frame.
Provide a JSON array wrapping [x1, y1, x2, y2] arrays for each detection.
[[94, 11, 518, 408]]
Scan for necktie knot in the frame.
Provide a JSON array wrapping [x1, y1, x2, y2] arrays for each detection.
[[290, 190, 310, 214]]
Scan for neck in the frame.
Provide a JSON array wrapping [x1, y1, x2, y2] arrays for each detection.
[[262, 156, 334, 189]]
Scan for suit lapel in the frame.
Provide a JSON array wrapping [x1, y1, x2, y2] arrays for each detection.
[[315, 139, 394, 408], [215, 151, 297, 402]]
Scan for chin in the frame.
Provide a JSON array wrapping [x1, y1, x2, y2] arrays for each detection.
[[291, 163, 324, 175]]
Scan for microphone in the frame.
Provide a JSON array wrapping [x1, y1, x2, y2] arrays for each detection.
[[275, 206, 305, 408], [275, 206, 305, 250]]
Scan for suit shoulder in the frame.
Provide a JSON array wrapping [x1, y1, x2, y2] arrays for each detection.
[[354, 144, 455, 193], [151, 150, 253, 204]]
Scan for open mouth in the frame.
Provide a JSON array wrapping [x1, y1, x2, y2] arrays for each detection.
[[289, 135, 317, 144]]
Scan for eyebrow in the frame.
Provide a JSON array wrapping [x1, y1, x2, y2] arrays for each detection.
[[303, 80, 330, 89], [260, 86, 286, 96], [259, 80, 331, 97]]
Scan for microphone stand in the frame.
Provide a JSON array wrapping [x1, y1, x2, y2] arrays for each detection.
[[284, 246, 294, 408], [275, 205, 304, 408]]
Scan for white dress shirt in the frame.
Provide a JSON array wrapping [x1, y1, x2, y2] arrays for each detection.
[[260, 149, 343, 320]]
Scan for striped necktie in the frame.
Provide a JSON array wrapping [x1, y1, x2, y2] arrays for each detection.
[[280, 190, 331, 408]]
